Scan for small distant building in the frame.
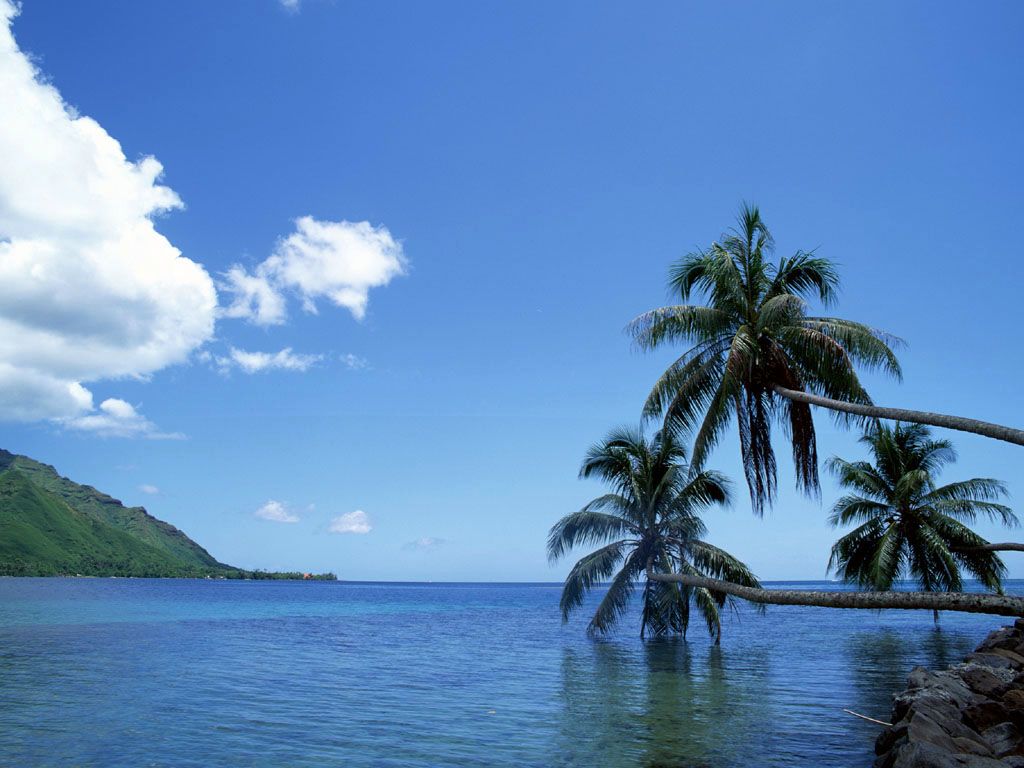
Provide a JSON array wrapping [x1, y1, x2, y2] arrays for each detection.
[[303, 572, 313, 580]]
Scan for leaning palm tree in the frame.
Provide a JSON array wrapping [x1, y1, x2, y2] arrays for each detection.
[[644, 425, 1024, 619], [828, 422, 1017, 618], [630, 204, 1024, 515], [548, 425, 760, 641]]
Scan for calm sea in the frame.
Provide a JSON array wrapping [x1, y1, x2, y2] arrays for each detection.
[[0, 578, 1017, 767]]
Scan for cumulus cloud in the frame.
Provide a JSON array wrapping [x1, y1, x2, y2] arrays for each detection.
[[254, 500, 300, 523], [329, 510, 372, 534], [280, 0, 301, 10], [219, 266, 287, 326], [223, 218, 406, 326], [402, 536, 445, 552], [138, 484, 160, 495], [0, 2, 216, 429], [0, 4, 405, 438], [63, 398, 184, 439]]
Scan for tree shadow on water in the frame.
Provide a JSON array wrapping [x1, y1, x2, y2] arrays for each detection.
[[556, 640, 768, 768], [845, 627, 972, 720]]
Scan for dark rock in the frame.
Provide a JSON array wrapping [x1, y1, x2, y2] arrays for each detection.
[[1003, 690, 1024, 712], [892, 741, 1004, 767], [961, 667, 1013, 698], [952, 736, 993, 757], [990, 650, 1024, 669], [979, 627, 1022, 653], [967, 653, 1020, 671], [876, 627, 1024, 768], [964, 701, 1011, 733], [982, 722, 1023, 758], [908, 712, 960, 751], [878, 722, 909, 755]]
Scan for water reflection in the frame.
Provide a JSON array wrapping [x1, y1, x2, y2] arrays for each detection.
[[844, 626, 975, 721], [558, 640, 771, 768]]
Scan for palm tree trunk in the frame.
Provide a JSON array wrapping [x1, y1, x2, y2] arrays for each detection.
[[772, 385, 1024, 447], [645, 570, 1024, 617], [954, 543, 1024, 553]]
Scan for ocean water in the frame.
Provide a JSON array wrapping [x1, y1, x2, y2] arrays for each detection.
[[0, 579, 1018, 768]]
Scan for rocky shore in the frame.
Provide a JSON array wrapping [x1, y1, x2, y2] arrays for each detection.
[[875, 619, 1024, 767]]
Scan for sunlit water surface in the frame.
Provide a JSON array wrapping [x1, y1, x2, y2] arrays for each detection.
[[1, 578, 1018, 767]]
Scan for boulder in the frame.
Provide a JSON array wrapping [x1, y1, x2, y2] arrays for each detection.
[[891, 742, 1004, 767], [875, 625, 1024, 768], [963, 700, 1011, 733], [981, 722, 1023, 758], [958, 666, 1012, 698], [966, 653, 1019, 671], [989, 649, 1024, 669], [978, 627, 1021, 653], [1003, 690, 1024, 711]]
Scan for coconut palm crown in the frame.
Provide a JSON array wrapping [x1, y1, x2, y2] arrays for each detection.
[[629, 204, 902, 514], [548, 424, 760, 641], [828, 422, 1018, 597]]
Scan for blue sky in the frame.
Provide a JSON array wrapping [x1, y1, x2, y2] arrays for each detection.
[[2, 0, 1023, 580]]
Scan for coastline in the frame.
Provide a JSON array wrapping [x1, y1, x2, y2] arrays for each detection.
[[875, 621, 1024, 766]]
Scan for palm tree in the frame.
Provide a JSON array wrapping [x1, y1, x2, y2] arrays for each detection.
[[644, 424, 1024, 619], [828, 422, 1018, 618], [629, 203, 901, 514], [630, 204, 1024, 515], [548, 425, 760, 641]]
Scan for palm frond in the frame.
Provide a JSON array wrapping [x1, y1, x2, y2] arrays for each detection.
[[547, 508, 634, 563], [559, 540, 628, 623]]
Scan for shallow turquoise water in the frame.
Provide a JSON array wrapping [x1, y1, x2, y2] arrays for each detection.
[[0, 578, 1017, 767]]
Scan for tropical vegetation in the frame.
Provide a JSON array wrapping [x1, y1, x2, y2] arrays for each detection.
[[828, 422, 1017, 606], [555, 203, 1024, 635], [0, 449, 334, 580], [548, 425, 759, 641], [628, 203, 901, 514]]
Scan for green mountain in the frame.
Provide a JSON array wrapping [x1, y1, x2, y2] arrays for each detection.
[[0, 449, 230, 577]]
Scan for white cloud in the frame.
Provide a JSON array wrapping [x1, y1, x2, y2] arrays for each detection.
[[280, 0, 301, 10], [219, 266, 287, 326], [329, 510, 372, 534], [0, 4, 404, 438], [62, 398, 184, 439], [217, 347, 321, 374], [0, 2, 216, 430], [255, 500, 300, 523], [138, 484, 160, 495], [403, 536, 445, 552], [223, 218, 406, 325], [341, 353, 368, 370]]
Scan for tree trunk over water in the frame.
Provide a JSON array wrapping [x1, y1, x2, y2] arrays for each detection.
[[772, 385, 1024, 447], [645, 570, 1024, 617], [954, 543, 1024, 553]]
